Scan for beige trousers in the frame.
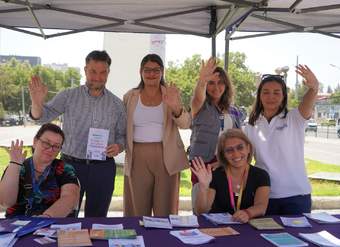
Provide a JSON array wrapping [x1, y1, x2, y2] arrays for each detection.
[[123, 142, 180, 217]]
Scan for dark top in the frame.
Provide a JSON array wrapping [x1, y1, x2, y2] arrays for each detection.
[[189, 101, 243, 162], [4, 158, 78, 217], [209, 165, 270, 214]]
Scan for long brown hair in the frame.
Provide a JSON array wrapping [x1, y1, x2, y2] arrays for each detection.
[[249, 75, 288, 126], [216, 129, 253, 168], [206, 67, 233, 112]]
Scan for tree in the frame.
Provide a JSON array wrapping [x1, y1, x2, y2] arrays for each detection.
[[225, 52, 257, 108], [327, 85, 333, 94], [0, 59, 81, 115], [165, 52, 257, 110], [166, 54, 201, 109]]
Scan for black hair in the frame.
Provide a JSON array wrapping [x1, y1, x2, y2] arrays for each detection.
[[249, 75, 288, 126], [136, 54, 165, 89], [85, 50, 111, 66]]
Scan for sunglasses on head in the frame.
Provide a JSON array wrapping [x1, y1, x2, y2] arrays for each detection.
[[261, 74, 285, 83]]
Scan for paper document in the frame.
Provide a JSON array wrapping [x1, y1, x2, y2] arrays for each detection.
[[249, 218, 284, 230], [86, 128, 109, 160], [0, 233, 17, 247], [169, 215, 199, 227], [199, 227, 239, 237], [50, 222, 81, 230], [304, 212, 340, 224], [299, 230, 340, 246], [90, 229, 137, 239], [170, 229, 214, 245], [92, 223, 123, 230], [143, 216, 172, 229], [261, 232, 308, 247], [57, 229, 92, 247], [109, 235, 145, 247], [202, 213, 241, 225], [280, 216, 312, 227]]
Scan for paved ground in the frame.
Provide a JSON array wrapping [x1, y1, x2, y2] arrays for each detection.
[[1, 126, 339, 165]]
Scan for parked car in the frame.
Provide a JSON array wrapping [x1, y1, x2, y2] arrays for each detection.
[[0, 115, 23, 126], [305, 119, 318, 132]]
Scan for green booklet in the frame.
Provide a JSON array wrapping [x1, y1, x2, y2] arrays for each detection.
[[261, 233, 308, 247], [249, 218, 284, 230], [90, 229, 137, 239]]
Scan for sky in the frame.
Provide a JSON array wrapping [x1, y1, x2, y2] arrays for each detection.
[[1, 28, 340, 91]]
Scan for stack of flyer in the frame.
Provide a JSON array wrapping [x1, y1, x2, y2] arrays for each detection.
[[304, 212, 340, 224], [142, 216, 172, 229], [169, 215, 199, 228], [170, 229, 215, 245], [299, 230, 340, 246], [202, 213, 241, 225], [249, 218, 284, 230], [280, 216, 312, 228], [109, 236, 145, 247], [261, 232, 308, 247]]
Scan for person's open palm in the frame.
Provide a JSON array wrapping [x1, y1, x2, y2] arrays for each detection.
[[190, 157, 212, 189], [29, 75, 48, 105], [163, 83, 182, 114], [198, 57, 219, 85], [7, 139, 27, 164], [296, 64, 319, 92]]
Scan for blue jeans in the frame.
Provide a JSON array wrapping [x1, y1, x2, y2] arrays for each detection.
[[266, 194, 312, 215]]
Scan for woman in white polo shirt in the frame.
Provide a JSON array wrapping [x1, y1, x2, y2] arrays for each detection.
[[244, 65, 319, 215]]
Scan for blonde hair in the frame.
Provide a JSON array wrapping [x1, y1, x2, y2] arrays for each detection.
[[216, 129, 253, 168]]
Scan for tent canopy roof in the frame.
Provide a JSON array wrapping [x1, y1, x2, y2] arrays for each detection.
[[0, 0, 339, 39]]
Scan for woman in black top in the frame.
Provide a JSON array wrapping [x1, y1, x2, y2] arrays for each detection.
[[191, 129, 270, 223]]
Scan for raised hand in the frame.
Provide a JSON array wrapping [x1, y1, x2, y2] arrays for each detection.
[[198, 57, 219, 85], [296, 65, 319, 92], [29, 75, 48, 105], [7, 139, 27, 164], [163, 83, 183, 116], [190, 157, 212, 189]]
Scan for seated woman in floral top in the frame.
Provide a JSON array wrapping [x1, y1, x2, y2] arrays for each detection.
[[0, 123, 80, 218]]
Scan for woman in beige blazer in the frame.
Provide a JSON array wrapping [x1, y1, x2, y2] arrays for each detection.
[[123, 54, 191, 217]]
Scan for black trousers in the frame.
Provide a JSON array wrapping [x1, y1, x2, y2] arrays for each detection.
[[62, 155, 116, 217]]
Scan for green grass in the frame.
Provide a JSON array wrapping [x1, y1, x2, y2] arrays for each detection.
[[1, 147, 340, 196]]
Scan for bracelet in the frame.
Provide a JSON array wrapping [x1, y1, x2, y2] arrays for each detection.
[[244, 209, 252, 219], [9, 161, 23, 167]]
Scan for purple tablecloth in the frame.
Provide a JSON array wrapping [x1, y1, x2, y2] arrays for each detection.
[[12, 215, 340, 246]]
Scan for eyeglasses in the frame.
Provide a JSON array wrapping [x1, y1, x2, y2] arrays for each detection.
[[38, 138, 62, 152], [143, 67, 162, 74], [261, 74, 285, 82], [224, 143, 246, 155]]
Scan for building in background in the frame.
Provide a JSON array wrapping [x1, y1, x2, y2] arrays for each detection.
[[0, 55, 41, 66], [103, 33, 166, 98], [44, 62, 80, 73]]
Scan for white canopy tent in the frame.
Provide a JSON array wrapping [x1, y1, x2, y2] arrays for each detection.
[[0, 0, 339, 63]]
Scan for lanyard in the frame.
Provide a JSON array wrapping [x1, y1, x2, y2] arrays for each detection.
[[27, 158, 51, 211], [219, 114, 224, 131], [226, 165, 248, 212]]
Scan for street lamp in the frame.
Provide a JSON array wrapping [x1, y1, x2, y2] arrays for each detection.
[[330, 64, 340, 71], [275, 66, 289, 83]]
